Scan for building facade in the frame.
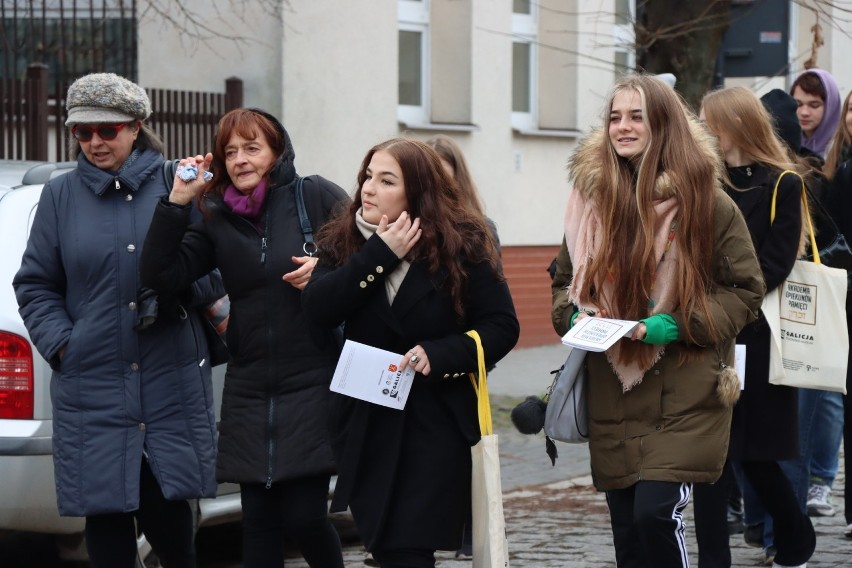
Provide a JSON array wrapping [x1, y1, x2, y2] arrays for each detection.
[[134, 0, 852, 347]]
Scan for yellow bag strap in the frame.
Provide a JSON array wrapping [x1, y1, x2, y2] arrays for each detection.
[[465, 330, 492, 436], [769, 169, 820, 264]]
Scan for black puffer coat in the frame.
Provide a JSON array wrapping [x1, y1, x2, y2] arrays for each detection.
[[141, 147, 350, 485]]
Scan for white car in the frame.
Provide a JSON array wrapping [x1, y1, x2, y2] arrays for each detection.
[[0, 160, 241, 564]]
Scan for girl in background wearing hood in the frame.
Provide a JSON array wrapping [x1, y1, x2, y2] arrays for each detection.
[[140, 109, 349, 568], [790, 69, 842, 161], [551, 74, 765, 568]]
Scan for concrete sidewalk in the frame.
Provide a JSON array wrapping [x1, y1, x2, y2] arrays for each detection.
[[487, 341, 568, 398]]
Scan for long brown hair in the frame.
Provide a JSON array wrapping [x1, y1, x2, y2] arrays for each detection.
[[570, 74, 723, 364], [701, 86, 797, 178], [702, 86, 810, 254], [316, 138, 500, 318], [425, 134, 485, 215]]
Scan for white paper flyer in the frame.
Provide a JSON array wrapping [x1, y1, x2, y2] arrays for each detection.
[[329, 340, 416, 409], [561, 317, 639, 352]]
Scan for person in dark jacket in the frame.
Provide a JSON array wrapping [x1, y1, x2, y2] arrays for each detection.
[[825, 157, 852, 538], [13, 73, 221, 568], [140, 108, 350, 568], [302, 138, 519, 568], [785, 72, 848, 524], [424, 134, 498, 560], [700, 85, 816, 568], [824, 86, 852, 541]]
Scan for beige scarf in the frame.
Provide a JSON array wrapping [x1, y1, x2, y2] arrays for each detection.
[[355, 208, 411, 304], [563, 188, 680, 391]]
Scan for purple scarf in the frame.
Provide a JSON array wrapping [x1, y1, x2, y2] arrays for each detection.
[[223, 179, 269, 229]]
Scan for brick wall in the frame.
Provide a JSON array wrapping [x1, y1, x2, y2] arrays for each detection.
[[501, 245, 562, 348]]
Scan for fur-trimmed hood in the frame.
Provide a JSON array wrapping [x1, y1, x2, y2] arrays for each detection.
[[567, 116, 723, 200]]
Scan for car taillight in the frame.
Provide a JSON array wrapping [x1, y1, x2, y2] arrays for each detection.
[[0, 332, 34, 419]]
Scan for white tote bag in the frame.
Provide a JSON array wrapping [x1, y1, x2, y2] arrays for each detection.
[[466, 330, 509, 568], [762, 172, 848, 393]]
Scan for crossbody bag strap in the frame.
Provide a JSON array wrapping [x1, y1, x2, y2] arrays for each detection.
[[162, 158, 179, 190], [293, 175, 318, 256], [769, 169, 820, 263]]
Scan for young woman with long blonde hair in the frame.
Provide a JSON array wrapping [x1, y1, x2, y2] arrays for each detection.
[[552, 74, 765, 567]]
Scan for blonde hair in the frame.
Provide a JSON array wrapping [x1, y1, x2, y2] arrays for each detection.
[[571, 74, 724, 363], [701, 86, 796, 181], [824, 90, 852, 179], [701, 86, 808, 254]]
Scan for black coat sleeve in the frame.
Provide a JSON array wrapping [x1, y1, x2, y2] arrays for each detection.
[[761, 171, 803, 291], [827, 161, 852, 245], [140, 198, 218, 294]]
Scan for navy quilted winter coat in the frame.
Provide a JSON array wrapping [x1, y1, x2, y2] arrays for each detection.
[[14, 150, 219, 516]]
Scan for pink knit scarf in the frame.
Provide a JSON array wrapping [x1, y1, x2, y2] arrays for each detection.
[[563, 188, 680, 391]]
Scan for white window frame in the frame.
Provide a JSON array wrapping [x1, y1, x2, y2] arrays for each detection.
[[614, 0, 636, 78], [511, 3, 538, 131], [398, 0, 430, 125]]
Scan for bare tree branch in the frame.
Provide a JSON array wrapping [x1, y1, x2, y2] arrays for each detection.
[[137, 0, 286, 56]]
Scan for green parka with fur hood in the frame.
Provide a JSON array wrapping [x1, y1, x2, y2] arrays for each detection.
[[551, 128, 765, 491]]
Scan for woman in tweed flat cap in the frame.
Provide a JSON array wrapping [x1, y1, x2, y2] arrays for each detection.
[[14, 72, 222, 568]]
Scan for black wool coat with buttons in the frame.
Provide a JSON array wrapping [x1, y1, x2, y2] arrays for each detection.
[[725, 164, 803, 462], [14, 149, 221, 516], [302, 234, 520, 552], [141, 159, 351, 485]]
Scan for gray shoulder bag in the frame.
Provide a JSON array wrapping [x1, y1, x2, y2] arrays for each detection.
[[543, 347, 589, 444]]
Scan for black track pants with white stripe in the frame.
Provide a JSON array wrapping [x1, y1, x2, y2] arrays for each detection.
[[606, 480, 693, 568]]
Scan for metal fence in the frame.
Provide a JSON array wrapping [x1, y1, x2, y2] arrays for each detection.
[[0, 63, 243, 162]]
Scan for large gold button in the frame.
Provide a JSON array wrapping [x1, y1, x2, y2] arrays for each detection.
[[453, 373, 461, 378], [367, 275, 375, 282], [359, 281, 367, 288], [443, 373, 451, 379], [376, 266, 384, 273]]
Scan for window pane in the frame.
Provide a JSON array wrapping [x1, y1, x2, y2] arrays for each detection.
[[614, 51, 630, 79], [615, 0, 631, 25], [513, 0, 531, 14], [512, 42, 530, 112], [398, 30, 422, 106]]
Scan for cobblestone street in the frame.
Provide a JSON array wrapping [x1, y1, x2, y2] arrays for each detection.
[[315, 422, 850, 567], [301, 338, 852, 567]]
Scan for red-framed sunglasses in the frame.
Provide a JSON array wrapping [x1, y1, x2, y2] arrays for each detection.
[[71, 122, 133, 142]]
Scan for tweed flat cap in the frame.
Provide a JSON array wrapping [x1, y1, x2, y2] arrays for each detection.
[[65, 73, 152, 126]]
